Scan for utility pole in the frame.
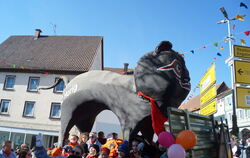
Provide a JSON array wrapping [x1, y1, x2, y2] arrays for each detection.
[[217, 7, 245, 136]]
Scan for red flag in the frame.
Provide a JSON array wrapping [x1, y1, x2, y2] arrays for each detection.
[[213, 57, 217, 61], [200, 46, 206, 49], [244, 31, 250, 36], [232, 24, 236, 30], [180, 53, 184, 57]]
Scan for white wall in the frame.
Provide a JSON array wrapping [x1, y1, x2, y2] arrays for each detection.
[[0, 72, 75, 131]]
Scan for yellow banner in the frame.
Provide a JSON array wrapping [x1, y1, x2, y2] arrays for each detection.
[[236, 87, 250, 109], [200, 63, 216, 94], [234, 60, 250, 84], [200, 84, 217, 106], [200, 99, 217, 116], [234, 45, 250, 58]]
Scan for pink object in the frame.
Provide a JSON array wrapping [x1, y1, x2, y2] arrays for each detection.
[[158, 131, 175, 147], [167, 144, 186, 158]]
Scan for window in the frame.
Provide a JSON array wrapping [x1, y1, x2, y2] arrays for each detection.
[[248, 110, 250, 118], [23, 101, 35, 117], [4, 75, 15, 90], [27, 77, 40, 92], [50, 103, 61, 119], [54, 78, 65, 93], [0, 100, 10, 114]]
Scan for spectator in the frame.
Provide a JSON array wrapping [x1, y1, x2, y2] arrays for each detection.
[[0, 141, 16, 158], [68, 145, 84, 158], [99, 148, 110, 158], [86, 144, 100, 158], [102, 133, 123, 158], [80, 132, 89, 157], [87, 132, 102, 150], [117, 141, 129, 158], [18, 150, 32, 158], [20, 144, 29, 152], [68, 135, 80, 148], [98, 132, 107, 145], [61, 145, 73, 157]]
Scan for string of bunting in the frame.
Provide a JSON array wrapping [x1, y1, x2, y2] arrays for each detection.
[[184, 2, 249, 102]]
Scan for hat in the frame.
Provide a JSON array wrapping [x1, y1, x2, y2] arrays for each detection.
[[101, 147, 110, 155], [89, 144, 100, 153], [63, 145, 73, 153], [118, 140, 129, 155], [89, 132, 97, 138]]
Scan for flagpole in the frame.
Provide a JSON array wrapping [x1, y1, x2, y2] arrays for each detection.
[[217, 7, 241, 136]]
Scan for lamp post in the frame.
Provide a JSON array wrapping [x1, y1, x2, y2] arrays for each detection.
[[217, 7, 245, 136]]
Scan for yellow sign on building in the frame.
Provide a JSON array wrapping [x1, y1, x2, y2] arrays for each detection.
[[200, 84, 217, 106], [234, 45, 250, 58], [234, 60, 250, 84], [200, 99, 217, 115], [236, 87, 250, 108], [200, 63, 216, 94]]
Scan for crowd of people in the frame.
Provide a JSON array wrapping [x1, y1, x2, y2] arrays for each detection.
[[0, 131, 169, 158]]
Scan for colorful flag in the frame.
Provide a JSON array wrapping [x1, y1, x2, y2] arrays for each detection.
[[232, 24, 236, 30], [241, 39, 246, 45], [240, 2, 248, 9], [12, 64, 16, 68], [220, 46, 224, 50], [200, 46, 206, 49], [213, 57, 217, 61], [244, 30, 250, 36], [217, 53, 222, 56], [236, 15, 244, 21], [180, 53, 184, 57], [213, 42, 218, 47], [20, 66, 25, 69], [44, 72, 49, 75], [2, 61, 8, 65]]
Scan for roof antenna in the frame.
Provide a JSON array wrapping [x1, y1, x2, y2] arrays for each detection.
[[50, 22, 57, 35]]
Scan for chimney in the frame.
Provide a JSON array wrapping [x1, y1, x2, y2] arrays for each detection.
[[123, 63, 129, 74], [34, 29, 42, 39]]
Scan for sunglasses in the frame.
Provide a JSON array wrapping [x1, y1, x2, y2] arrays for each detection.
[[71, 151, 81, 156], [89, 136, 95, 138]]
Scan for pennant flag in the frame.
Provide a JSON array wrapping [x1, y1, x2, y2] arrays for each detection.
[[190, 50, 194, 54], [232, 24, 236, 30], [217, 53, 222, 56], [220, 46, 224, 50], [240, 2, 248, 9], [2, 61, 8, 65], [244, 30, 250, 36], [12, 64, 16, 68], [213, 42, 218, 47], [200, 46, 206, 49], [180, 53, 184, 57], [213, 57, 217, 61], [236, 15, 244, 21], [241, 39, 246, 45]]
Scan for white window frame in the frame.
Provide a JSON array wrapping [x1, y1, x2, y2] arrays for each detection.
[[50, 103, 61, 119], [0, 99, 11, 114], [53, 78, 65, 93], [23, 101, 35, 117], [4, 75, 16, 90], [27, 77, 40, 92]]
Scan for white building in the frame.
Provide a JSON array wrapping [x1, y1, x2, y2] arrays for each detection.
[[0, 29, 104, 149], [181, 82, 250, 135]]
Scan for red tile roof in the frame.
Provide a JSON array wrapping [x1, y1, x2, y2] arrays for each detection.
[[0, 35, 103, 73]]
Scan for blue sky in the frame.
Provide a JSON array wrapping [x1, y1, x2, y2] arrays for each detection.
[[0, 0, 249, 99]]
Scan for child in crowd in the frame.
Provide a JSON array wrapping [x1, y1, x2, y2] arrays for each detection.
[[86, 144, 100, 158]]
